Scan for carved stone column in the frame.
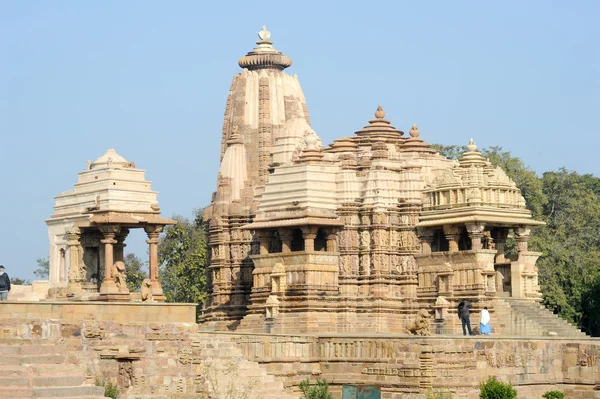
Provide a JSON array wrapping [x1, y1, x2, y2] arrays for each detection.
[[99, 225, 120, 294], [492, 229, 509, 263], [443, 225, 461, 253], [325, 229, 338, 252], [417, 228, 435, 255], [66, 228, 82, 290], [514, 226, 531, 253], [114, 228, 130, 263], [278, 229, 293, 253], [301, 226, 318, 252], [145, 225, 162, 281], [466, 223, 486, 250], [254, 231, 271, 255]]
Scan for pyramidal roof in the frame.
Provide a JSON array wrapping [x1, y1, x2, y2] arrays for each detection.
[[48, 149, 172, 225]]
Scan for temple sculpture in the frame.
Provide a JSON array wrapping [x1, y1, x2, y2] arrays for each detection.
[[202, 27, 545, 334], [46, 148, 175, 301]]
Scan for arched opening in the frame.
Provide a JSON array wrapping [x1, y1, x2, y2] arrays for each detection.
[[431, 230, 449, 252], [269, 231, 282, 253], [458, 229, 471, 251], [291, 229, 304, 251], [314, 228, 327, 251]]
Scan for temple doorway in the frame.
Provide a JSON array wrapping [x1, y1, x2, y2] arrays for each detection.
[[495, 264, 512, 296]]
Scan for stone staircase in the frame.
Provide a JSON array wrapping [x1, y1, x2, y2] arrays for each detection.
[[192, 333, 298, 399], [493, 298, 588, 337], [0, 339, 108, 399]]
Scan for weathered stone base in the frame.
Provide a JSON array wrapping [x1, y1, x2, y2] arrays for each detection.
[[0, 301, 197, 323], [0, 317, 598, 399]]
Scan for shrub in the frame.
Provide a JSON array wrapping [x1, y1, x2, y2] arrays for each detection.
[[542, 391, 564, 399], [95, 378, 119, 399], [299, 378, 333, 399], [479, 376, 517, 399]]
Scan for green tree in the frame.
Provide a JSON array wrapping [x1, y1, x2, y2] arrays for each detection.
[[431, 143, 466, 160], [11, 277, 31, 285], [34, 257, 49, 279], [535, 169, 600, 333], [123, 253, 147, 292], [158, 209, 209, 305]]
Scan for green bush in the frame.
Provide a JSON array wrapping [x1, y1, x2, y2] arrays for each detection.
[[542, 391, 564, 399], [299, 378, 333, 399], [479, 377, 516, 399], [95, 378, 120, 399]]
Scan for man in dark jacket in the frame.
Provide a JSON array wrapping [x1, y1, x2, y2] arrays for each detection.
[[458, 299, 473, 336], [0, 265, 11, 301]]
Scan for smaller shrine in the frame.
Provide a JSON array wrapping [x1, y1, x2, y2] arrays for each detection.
[[46, 149, 175, 301]]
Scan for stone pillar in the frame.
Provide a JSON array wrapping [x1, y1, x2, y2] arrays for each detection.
[[325, 229, 338, 252], [417, 229, 435, 255], [66, 229, 82, 289], [278, 229, 293, 253], [114, 228, 130, 263], [514, 226, 531, 253], [492, 229, 509, 263], [99, 225, 120, 294], [145, 225, 165, 301], [255, 231, 271, 255], [443, 225, 461, 253], [301, 226, 318, 252], [466, 223, 486, 250]]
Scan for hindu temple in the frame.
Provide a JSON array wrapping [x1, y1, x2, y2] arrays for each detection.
[[201, 26, 548, 336]]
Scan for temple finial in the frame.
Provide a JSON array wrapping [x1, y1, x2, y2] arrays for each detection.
[[410, 124, 420, 138], [375, 105, 385, 119], [258, 25, 271, 42], [467, 138, 477, 152]]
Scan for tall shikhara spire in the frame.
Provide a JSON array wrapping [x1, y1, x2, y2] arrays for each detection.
[[203, 27, 313, 323]]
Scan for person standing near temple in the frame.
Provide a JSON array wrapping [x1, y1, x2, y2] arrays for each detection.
[[458, 299, 473, 336], [480, 306, 492, 335], [0, 265, 11, 301]]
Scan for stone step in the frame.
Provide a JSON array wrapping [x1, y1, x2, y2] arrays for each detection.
[[4, 387, 34, 398], [0, 376, 30, 387], [0, 365, 30, 376], [33, 375, 86, 387], [33, 364, 86, 376], [36, 397, 109, 399], [19, 354, 67, 365], [33, 385, 106, 397]]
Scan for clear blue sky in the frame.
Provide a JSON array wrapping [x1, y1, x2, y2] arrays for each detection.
[[0, 1, 598, 281]]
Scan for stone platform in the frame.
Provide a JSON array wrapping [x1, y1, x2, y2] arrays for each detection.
[[0, 316, 598, 399], [0, 301, 197, 324]]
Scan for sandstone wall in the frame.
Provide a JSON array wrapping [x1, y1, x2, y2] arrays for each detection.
[[0, 301, 197, 323], [0, 316, 598, 399]]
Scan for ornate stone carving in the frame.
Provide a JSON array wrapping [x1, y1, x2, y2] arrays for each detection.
[[112, 261, 129, 293], [141, 279, 154, 302], [406, 309, 431, 336]]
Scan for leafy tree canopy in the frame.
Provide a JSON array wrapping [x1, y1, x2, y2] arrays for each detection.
[[123, 253, 147, 292], [158, 209, 209, 305], [34, 257, 49, 279]]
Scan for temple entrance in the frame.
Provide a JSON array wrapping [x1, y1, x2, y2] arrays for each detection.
[[494, 264, 512, 297]]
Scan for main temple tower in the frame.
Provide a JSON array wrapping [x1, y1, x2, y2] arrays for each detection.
[[203, 27, 314, 324]]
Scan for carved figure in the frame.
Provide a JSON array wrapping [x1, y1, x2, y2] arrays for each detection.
[[406, 309, 431, 336], [141, 279, 154, 302], [112, 261, 129, 293]]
